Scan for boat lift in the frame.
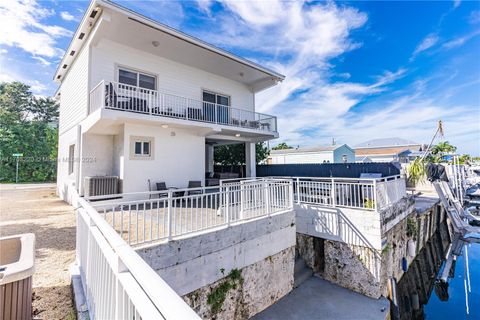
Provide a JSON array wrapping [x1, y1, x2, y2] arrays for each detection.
[[431, 162, 480, 316]]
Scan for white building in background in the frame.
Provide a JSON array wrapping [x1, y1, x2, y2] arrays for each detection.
[[54, 0, 284, 200], [354, 137, 423, 163], [267, 144, 355, 164]]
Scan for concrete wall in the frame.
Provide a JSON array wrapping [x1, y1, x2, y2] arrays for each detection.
[[57, 125, 79, 200], [91, 39, 255, 112], [183, 246, 294, 319], [295, 204, 382, 250], [122, 123, 205, 192], [136, 210, 296, 297]]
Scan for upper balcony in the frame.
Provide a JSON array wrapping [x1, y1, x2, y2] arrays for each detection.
[[89, 80, 278, 134]]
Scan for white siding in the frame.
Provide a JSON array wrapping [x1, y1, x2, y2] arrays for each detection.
[[270, 152, 334, 164], [333, 145, 356, 163], [59, 40, 90, 134], [90, 39, 254, 111]]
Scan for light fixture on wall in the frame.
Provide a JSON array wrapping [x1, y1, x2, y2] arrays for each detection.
[[152, 41, 160, 47], [235, 133, 241, 137], [161, 124, 168, 128]]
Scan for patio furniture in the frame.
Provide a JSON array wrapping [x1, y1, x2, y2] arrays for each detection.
[[187, 181, 203, 195], [260, 122, 271, 130], [168, 187, 185, 198], [248, 120, 260, 129], [106, 83, 148, 112]]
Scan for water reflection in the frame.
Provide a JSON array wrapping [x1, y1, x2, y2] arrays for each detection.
[[395, 219, 480, 319]]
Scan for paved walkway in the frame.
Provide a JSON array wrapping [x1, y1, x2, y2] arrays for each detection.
[[253, 276, 390, 320]]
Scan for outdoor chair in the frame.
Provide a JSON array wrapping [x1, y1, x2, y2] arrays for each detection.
[[187, 181, 203, 195], [105, 83, 148, 112]]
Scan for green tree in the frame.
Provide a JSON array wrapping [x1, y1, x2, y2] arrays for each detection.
[[272, 142, 293, 150], [0, 82, 59, 182], [214, 142, 270, 166]]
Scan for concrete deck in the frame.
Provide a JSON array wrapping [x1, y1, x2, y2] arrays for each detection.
[[414, 194, 440, 214], [252, 276, 390, 320]]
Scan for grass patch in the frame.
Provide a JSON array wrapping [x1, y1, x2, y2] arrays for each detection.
[[207, 268, 244, 314]]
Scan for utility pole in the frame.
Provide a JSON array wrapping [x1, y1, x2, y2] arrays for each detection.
[[12, 153, 23, 183]]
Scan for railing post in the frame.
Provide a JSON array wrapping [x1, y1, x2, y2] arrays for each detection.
[[289, 179, 294, 208], [265, 180, 271, 215], [373, 179, 378, 212], [296, 177, 300, 204], [186, 98, 189, 120], [331, 178, 336, 207], [240, 181, 244, 219], [226, 186, 230, 226], [214, 103, 218, 124], [167, 191, 172, 241], [100, 80, 106, 110]]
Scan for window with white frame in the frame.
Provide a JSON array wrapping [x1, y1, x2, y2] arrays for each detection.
[[68, 144, 75, 174], [118, 68, 156, 90], [130, 136, 154, 160]]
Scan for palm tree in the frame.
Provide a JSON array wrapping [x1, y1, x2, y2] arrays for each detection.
[[430, 141, 457, 156]]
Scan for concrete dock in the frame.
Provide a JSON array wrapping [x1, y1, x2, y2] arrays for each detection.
[[252, 276, 390, 320]]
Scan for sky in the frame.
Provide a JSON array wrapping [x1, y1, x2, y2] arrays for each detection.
[[1, 0, 479, 155]]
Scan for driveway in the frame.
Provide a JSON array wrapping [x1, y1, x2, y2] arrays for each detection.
[[0, 183, 76, 319]]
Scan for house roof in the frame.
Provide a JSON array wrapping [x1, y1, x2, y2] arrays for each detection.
[[355, 156, 372, 162], [355, 147, 413, 156], [53, 0, 285, 89], [270, 144, 350, 155], [354, 137, 421, 149]]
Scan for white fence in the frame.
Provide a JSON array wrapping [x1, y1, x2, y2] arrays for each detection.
[[89, 80, 277, 133], [90, 178, 293, 246], [75, 195, 200, 320], [288, 175, 405, 211]]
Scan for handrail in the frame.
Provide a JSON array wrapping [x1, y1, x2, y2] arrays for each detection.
[[89, 178, 294, 246], [74, 192, 200, 319], [89, 80, 278, 132]]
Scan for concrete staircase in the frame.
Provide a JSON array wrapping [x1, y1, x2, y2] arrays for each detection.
[[294, 257, 313, 288]]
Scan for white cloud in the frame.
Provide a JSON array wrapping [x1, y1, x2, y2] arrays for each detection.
[[60, 11, 75, 21], [32, 56, 51, 66], [470, 10, 480, 24], [453, 0, 461, 8], [0, 0, 73, 58], [442, 30, 480, 49], [411, 33, 439, 59]]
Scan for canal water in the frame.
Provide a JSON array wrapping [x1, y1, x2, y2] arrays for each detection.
[[396, 220, 479, 319]]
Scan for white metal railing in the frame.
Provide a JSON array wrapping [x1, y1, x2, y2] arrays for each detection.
[[262, 175, 406, 211], [74, 193, 200, 319], [89, 178, 293, 246], [375, 176, 407, 210], [89, 80, 277, 133]]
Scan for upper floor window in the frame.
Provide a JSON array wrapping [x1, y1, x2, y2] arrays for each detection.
[[202, 90, 230, 106], [118, 68, 156, 91]]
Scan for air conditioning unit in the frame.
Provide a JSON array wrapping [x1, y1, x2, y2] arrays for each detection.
[[84, 176, 120, 199]]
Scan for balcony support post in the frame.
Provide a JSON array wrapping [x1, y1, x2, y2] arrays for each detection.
[[245, 142, 256, 178]]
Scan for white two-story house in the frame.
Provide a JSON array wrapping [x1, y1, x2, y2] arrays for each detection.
[[55, 0, 284, 200]]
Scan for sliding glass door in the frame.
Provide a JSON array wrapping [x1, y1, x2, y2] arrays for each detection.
[[203, 90, 230, 124]]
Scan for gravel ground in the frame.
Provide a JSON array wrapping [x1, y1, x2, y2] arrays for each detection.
[[0, 183, 76, 320]]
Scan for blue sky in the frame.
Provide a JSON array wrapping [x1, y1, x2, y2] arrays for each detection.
[[1, 0, 479, 155]]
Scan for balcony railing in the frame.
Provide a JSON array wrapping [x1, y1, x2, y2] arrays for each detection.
[[89, 178, 293, 246], [219, 175, 406, 211], [89, 80, 277, 133]]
